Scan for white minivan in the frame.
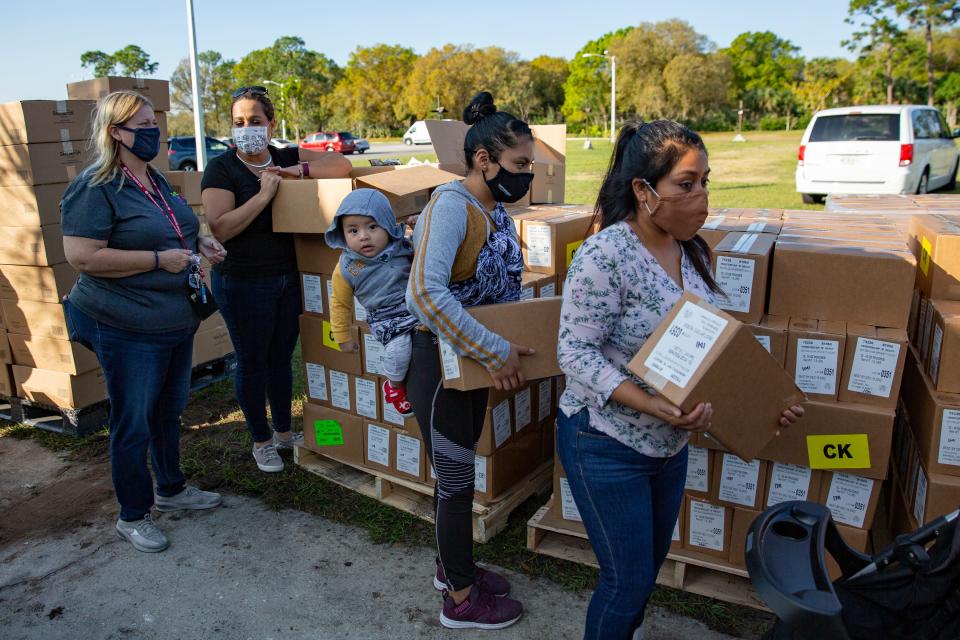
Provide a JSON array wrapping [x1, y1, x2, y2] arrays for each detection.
[[402, 121, 432, 145], [796, 105, 959, 204]]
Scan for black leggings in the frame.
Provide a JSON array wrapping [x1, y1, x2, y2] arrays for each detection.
[[406, 331, 489, 591]]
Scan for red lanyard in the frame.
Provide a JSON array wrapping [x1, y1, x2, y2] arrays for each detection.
[[120, 163, 188, 250]]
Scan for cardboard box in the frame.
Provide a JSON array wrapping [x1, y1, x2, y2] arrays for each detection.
[[379, 376, 420, 434], [424, 120, 469, 176], [300, 272, 329, 319], [728, 507, 762, 568], [512, 384, 537, 435], [825, 525, 871, 580], [7, 334, 98, 374], [749, 315, 789, 367], [786, 318, 847, 402], [301, 403, 364, 467], [393, 428, 427, 482], [910, 461, 960, 526], [439, 297, 562, 391], [764, 462, 823, 508], [520, 210, 594, 275], [354, 164, 462, 218], [911, 214, 960, 300], [359, 326, 386, 378], [0, 100, 96, 146], [303, 360, 330, 407], [712, 453, 768, 510], [0, 225, 65, 266], [474, 426, 542, 504], [476, 394, 514, 456], [838, 325, 907, 408], [294, 234, 340, 274], [191, 325, 232, 366], [519, 272, 558, 300], [683, 496, 732, 559], [0, 363, 13, 397], [0, 141, 94, 187], [820, 471, 882, 529], [66, 76, 171, 112], [927, 299, 960, 393], [0, 263, 76, 303], [530, 125, 566, 204], [917, 295, 934, 362], [685, 445, 713, 498], [756, 400, 895, 480], [628, 292, 804, 461], [553, 460, 587, 534], [768, 240, 917, 330], [12, 365, 106, 408], [163, 170, 203, 206], [363, 421, 394, 473], [299, 315, 362, 376], [712, 232, 776, 324], [0, 331, 9, 364], [0, 183, 68, 227], [901, 355, 960, 477], [1, 300, 69, 339], [535, 377, 557, 425]]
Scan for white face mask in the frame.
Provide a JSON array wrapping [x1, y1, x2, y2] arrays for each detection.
[[232, 126, 268, 155]]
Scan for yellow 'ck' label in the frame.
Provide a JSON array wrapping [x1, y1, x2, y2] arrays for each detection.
[[566, 240, 584, 269], [322, 320, 342, 351], [806, 434, 871, 470], [920, 237, 932, 276]]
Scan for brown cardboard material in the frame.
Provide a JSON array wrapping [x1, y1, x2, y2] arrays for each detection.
[[901, 355, 960, 478], [684, 445, 713, 498], [825, 525, 871, 580], [474, 426, 541, 504], [768, 240, 917, 329], [1, 300, 69, 339], [0, 141, 94, 187], [838, 325, 907, 408], [0, 183, 68, 227], [552, 461, 587, 534], [0, 100, 96, 146], [66, 77, 171, 112], [294, 234, 340, 274], [764, 462, 823, 508], [910, 461, 960, 525], [820, 471, 882, 529], [927, 299, 960, 394], [712, 232, 776, 324], [12, 365, 106, 408], [711, 453, 768, 510], [301, 403, 364, 467], [363, 421, 394, 474], [683, 496, 732, 559], [299, 315, 362, 376], [749, 315, 789, 367], [519, 272, 558, 301], [520, 211, 594, 275], [917, 295, 934, 363], [476, 394, 515, 456], [424, 120, 469, 176], [911, 214, 960, 300], [529, 124, 566, 204], [728, 507, 762, 568], [0, 225, 65, 266], [628, 292, 804, 461], [392, 428, 427, 482], [163, 170, 203, 206], [0, 363, 13, 397], [786, 318, 847, 402], [354, 164, 462, 218], [191, 325, 233, 367], [0, 263, 77, 302], [7, 334, 98, 374], [0, 331, 9, 364], [439, 298, 562, 391]]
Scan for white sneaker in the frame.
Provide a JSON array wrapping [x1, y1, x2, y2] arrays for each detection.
[[116, 513, 169, 553], [253, 442, 284, 472], [273, 431, 304, 451]]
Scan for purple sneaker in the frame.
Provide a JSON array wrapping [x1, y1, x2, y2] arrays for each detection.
[[440, 587, 523, 630], [434, 564, 511, 596]]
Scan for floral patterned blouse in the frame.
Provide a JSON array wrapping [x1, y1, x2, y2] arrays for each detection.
[[557, 221, 718, 457]]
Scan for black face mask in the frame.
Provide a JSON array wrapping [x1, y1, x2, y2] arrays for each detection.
[[117, 125, 161, 162], [485, 162, 534, 203]]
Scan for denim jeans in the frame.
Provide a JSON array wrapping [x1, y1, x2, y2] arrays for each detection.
[[64, 299, 194, 522], [557, 407, 688, 640], [211, 269, 301, 444]]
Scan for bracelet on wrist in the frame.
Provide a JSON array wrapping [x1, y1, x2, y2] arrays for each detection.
[[153, 249, 159, 270]]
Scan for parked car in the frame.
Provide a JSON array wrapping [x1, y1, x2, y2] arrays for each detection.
[[301, 131, 356, 154], [270, 138, 297, 149], [402, 121, 432, 145], [354, 137, 370, 154], [796, 105, 959, 204], [168, 136, 232, 171]]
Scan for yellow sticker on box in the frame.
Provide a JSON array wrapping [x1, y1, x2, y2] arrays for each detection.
[[919, 237, 932, 277], [566, 240, 584, 269], [322, 320, 342, 351], [806, 434, 871, 469]]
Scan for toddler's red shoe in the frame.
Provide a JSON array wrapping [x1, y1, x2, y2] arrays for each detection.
[[383, 380, 414, 417]]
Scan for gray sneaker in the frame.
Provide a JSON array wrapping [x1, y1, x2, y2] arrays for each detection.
[[116, 514, 169, 553], [154, 485, 222, 512], [273, 430, 304, 451], [253, 442, 284, 472]]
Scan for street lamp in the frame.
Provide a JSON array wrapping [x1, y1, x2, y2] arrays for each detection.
[[583, 51, 616, 144], [185, 0, 207, 169], [262, 80, 287, 140]]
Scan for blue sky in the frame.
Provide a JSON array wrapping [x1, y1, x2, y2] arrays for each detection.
[[4, 1, 855, 105]]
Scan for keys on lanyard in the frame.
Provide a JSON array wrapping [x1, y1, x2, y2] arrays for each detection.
[[187, 254, 207, 303]]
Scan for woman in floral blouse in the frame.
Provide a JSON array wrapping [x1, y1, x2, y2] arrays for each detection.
[[556, 120, 803, 640]]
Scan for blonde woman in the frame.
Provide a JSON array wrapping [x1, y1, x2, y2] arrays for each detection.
[[61, 91, 227, 553]]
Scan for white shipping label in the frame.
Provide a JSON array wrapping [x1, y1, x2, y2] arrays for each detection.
[[519, 286, 535, 301], [795, 339, 840, 395], [525, 224, 554, 267], [559, 477, 582, 521], [302, 275, 324, 314], [396, 433, 422, 477], [474, 456, 488, 493], [305, 362, 328, 402], [685, 445, 710, 493], [540, 283, 557, 298], [492, 400, 512, 448], [847, 337, 901, 398], [538, 379, 553, 422], [715, 256, 755, 314], [329, 370, 351, 411], [767, 462, 813, 506], [514, 388, 532, 432], [718, 454, 762, 507], [914, 466, 928, 525], [326, 279, 334, 316], [688, 501, 726, 552], [383, 393, 405, 425], [938, 410, 960, 467], [366, 424, 390, 467], [354, 298, 368, 322], [439, 340, 461, 380], [755, 335, 772, 353], [363, 334, 385, 376], [354, 377, 378, 419], [643, 302, 728, 389], [930, 325, 944, 384], [825, 473, 874, 528]]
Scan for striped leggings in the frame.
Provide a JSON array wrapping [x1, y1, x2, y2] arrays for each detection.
[[407, 331, 489, 591]]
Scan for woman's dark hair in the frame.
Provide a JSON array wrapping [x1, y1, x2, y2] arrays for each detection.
[[231, 88, 275, 121], [595, 119, 720, 293], [462, 91, 532, 170]]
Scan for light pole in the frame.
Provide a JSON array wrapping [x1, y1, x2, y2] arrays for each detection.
[[185, 0, 207, 169], [262, 80, 287, 140], [584, 51, 616, 143]]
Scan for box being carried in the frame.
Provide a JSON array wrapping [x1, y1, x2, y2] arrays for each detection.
[[0, 100, 96, 146], [66, 77, 171, 112], [627, 292, 804, 461]]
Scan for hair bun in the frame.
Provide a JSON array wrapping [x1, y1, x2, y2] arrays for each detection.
[[463, 91, 497, 125]]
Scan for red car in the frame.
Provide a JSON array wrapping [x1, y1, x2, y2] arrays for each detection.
[[301, 131, 356, 154]]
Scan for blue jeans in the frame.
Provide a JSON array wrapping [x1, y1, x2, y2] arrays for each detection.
[[64, 299, 194, 522], [557, 407, 688, 640], [211, 270, 301, 444]]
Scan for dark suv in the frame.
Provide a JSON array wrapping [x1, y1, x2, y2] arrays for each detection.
[[168, 136, 232, 171]]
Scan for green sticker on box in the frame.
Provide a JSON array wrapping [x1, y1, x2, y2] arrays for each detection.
[[313, 419, 344, 446]]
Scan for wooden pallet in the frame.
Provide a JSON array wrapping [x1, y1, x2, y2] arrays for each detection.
[[190, 353, 237, 393], [527, 501, 769, 611], [4, 396, 111, 436], [294, 446, 552, 543]]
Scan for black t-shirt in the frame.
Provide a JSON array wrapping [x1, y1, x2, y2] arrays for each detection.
[[201, 146, 300, 276]]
